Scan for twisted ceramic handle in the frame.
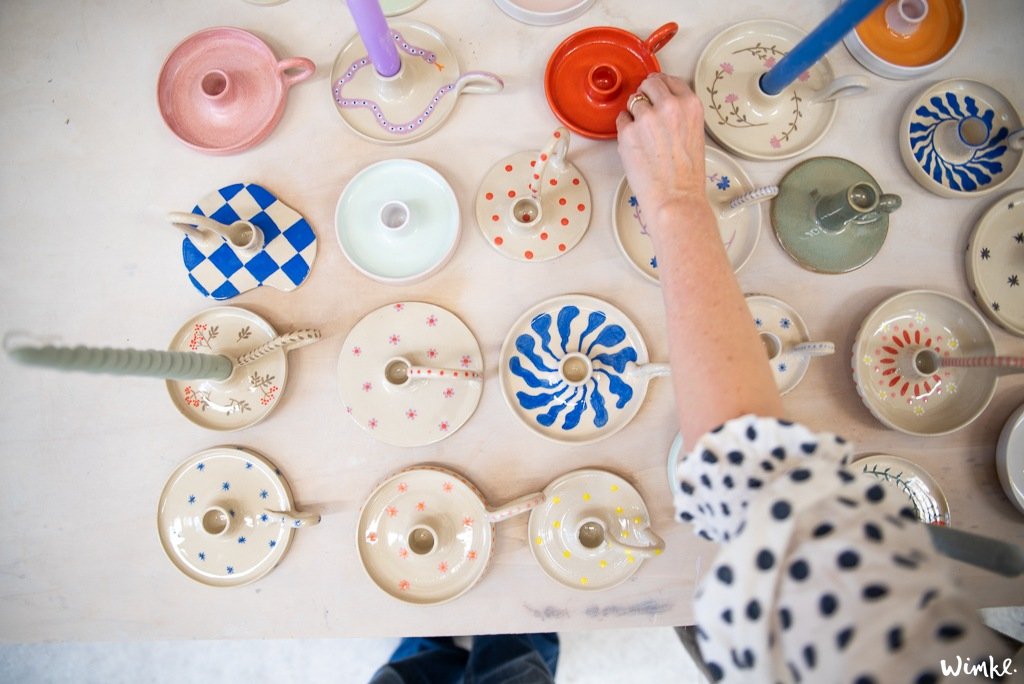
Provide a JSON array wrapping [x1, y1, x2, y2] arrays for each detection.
[[486, 491, 545, 523], [720, 185, 779, 219], [236, 329, 322, 367], [529, 127, 571, 198], [407, 365, 483, 381], [606, 525, 666, 560], [263, 509, 322, 528], [939, 355, 1024, 376], [791, 341, 835, 358]]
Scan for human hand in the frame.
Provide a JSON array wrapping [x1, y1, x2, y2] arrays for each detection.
[[616, 73, 709, 240]]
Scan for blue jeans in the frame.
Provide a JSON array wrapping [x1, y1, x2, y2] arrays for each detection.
[[369, 634, 559, 684]]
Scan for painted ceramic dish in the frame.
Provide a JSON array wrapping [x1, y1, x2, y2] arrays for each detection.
[[852, 290, 997, 436], [965, 189, 1024, 337], [380, 0, 427, 16], [158, 27, 314, 154], [613, 147, 762, 283], [747, 295, 831, 395], [544, 23, 677, 139], [694, 19, 849, 160], [337, 302, 483, 447], [499, 294, 669, 445], [529, 469, 664, 590], [157, 446, 320, 587], [181, 182, 317, 299], [336, 159, 459, 284], [476, 128, 592, 262], [853, 453, 951, 526], [844, 0, 966, 79], [166, 307, 287, 431], [772, 157, 897, 274], [996, 403, 1024, 515], [491, 0, 596, 25], [900, 79, 1024, 198], [331, 21, 502, 144], [357, 465, 543, 604]]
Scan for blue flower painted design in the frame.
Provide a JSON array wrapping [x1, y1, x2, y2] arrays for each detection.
[[508, 304, 639, 433], [188, 495, 196, 505], [778, 363, 788, 373], [259, 513, 270, 523], [908, 92, 1010, 193], [649, 256, 658, 269], [226, 566, 235, 574], [196, 463, 205, 471], [780, 318, 791, 329], [628, 194, 638, 207], [717, 175, 731, 190], [221, 481, 230, 491], [754, 317, 763, 328], [269, 540, 278, 549], [259, 489, 269, 500], [198, 552, 206, 561], [238, 536, 247, 544], [245, 462, 254, 470]]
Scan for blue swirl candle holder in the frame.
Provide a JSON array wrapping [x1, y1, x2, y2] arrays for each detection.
[[498, 294, 670, 445]]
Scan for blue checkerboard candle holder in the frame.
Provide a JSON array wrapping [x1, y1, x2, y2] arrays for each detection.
[[179, 183, 317, 300]]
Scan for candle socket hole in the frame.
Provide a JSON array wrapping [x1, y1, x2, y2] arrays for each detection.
[[201, 71, 228, 98], [578, 521, 606, 549], [959, 117, 990, 148], [513, 198, 540, 225], [849, 184, 878, 212], [380, 201, 410, 231], [760, 332, 781, 360], [914, 349, 939, 375], [560, 353, 592, 385], [202, 508, 229, 536], [408, 526, 436, 555], [385, 358, 410, 386]]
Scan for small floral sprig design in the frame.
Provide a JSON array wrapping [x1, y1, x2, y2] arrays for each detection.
[[249, 372, 279, 406], [183, 385, 210, 409], [226, 398, 251, 415], [707, 173, 731, 191], [770, 91, 803, 150], [188, 323, 219, 350], [733, 43, 787, 62], [629, 194, 649, 237], [236, 326, 252, 342], [707, 61, 765, 129]]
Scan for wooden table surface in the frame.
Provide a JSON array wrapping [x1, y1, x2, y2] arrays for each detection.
[[1, 0, 1021, 641]]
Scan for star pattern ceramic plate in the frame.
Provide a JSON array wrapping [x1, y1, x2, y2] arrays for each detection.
[[965, 190, 1024, 336], [746, 295, 815, 395], [336, 159, 460, 284], [157, 447, 305, 587], [694, 20, 840, 160], [166, 307, 287, 431], [357, 467, 494, 604], [499, 294, 667, 445], [853, 453, 951, 526], [996, 403, 1024, 515], [852, 290, 997, 436], [337, 302, 483, 446], [529, 469, 663, 590], [613, 147, 761, 283], [899, 79, 1023, 198]]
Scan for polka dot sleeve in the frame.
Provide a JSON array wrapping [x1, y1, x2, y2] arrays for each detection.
[[674, 415, 1009, 683]]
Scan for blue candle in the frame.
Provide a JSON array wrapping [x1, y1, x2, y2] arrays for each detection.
[[760, 0, 885, 96], [7, 345, 233, 381], [347, 0, 402, 78]]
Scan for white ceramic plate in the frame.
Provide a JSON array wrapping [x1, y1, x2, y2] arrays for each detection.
[[853, 453, 951, 525], [490, 0, 595, 26], [996, 403, 1024, 515], [965, 189, 1024, 336], [746, 294, 815, 395]]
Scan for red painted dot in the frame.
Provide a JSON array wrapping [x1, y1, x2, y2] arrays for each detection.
[[577, 203, 586, 212], [494, 236, 504, 245], [507, 189, 516, 198], [524, 250, 534, 259], [549, 179, 558, 186], [491, 214, 500, 222], [560, 218, 569, 226], [572, 178, 581, 185], [554, 130, 562, 138], [540, 153, 548, 162], [540, 232, 549, 240], [504, 164, 513, 172], [485, 192, 494, 200], [533, 173, 540, 180], [558, 243, 567, 251], [530, 160, 536, 167], [558, 198, 567, 206]]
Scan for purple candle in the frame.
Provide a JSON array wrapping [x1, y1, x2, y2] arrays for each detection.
[[347, 0, 402, 78], [760, 0, 885, 95]]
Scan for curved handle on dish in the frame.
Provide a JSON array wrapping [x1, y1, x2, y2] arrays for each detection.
[[605, 524, 665, 560], [809, 75, 870, 104], [623, 362, 672, 380], [277, 57, 316, 89], [486, 491, 545, 524], [939, 355, 1024, 376], [791, 341, 835, 358], [719, 185, 779, 219], [529, 127, 571, 198], [643, 22, 678, 55], [406, 364, 483, 381], [236, 329, 322, 367], [168, 211, 263, 253], [1006, 128, 1024, 151], [264, 508, 322, 528], [853, 193, 902, 225], [168, 211, 233, 241], [454, 71, 504, 96]]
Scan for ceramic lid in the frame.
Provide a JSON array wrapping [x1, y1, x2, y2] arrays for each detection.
[[157, 27, 314, 154], [852, 453, 951, 526], [491, 0, 596, 26], [771, 156, 890, 274], [157, 447, 311, 587], [181, 182, 317, 300], [544, 24, 677, 139], [852, 290, 997, 436], [694, 19, 840, 160], [613, 147, 761, 283], [166, 306, 287, 431], [337, 302, 483, 447], [356, 466, 494, 604], [899, 79, 1023, 198], [336, 159, 460, 284], [746, 294, 818, 395], [996, 403, 1024, 515], [529, 469, 663, 590], [499, 294, 666, 445], [965, 190, 1024, 336]]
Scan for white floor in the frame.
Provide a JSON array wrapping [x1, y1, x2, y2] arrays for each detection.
[[0, 627, 706, 683]]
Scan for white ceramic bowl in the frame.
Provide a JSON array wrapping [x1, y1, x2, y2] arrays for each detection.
[[490, 0, 596, 26], [996, 403, 1024, 516]]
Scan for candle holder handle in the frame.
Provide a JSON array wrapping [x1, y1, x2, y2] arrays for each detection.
[[236, 329, 322, 367], [277, 57, 316, 89], [453, 71, 504, 96], [643, 22, 679, 55], [809, 75, 871, 104]]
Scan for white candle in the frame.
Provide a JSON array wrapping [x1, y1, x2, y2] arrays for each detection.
[[7, 345, 233, 381]]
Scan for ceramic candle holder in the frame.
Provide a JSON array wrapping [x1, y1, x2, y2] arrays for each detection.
[[772, 157, 901, 274], [853, 453, 951, 525], [845, 0, 965, 79], [331, 20, 502, 144], [695, 20, 869, 160], [529, 469, 664, 590], [965, 190, 1024, 337], [747, 294, 833, 395], [852, 290, 999, 436], [900, 79, 1024, 198], [157, 27, 315, 154], [357, 465, 544, 604], [157, 446, 321, 587], [499, 294, 670, 445], [476, 128, 592, 261]]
